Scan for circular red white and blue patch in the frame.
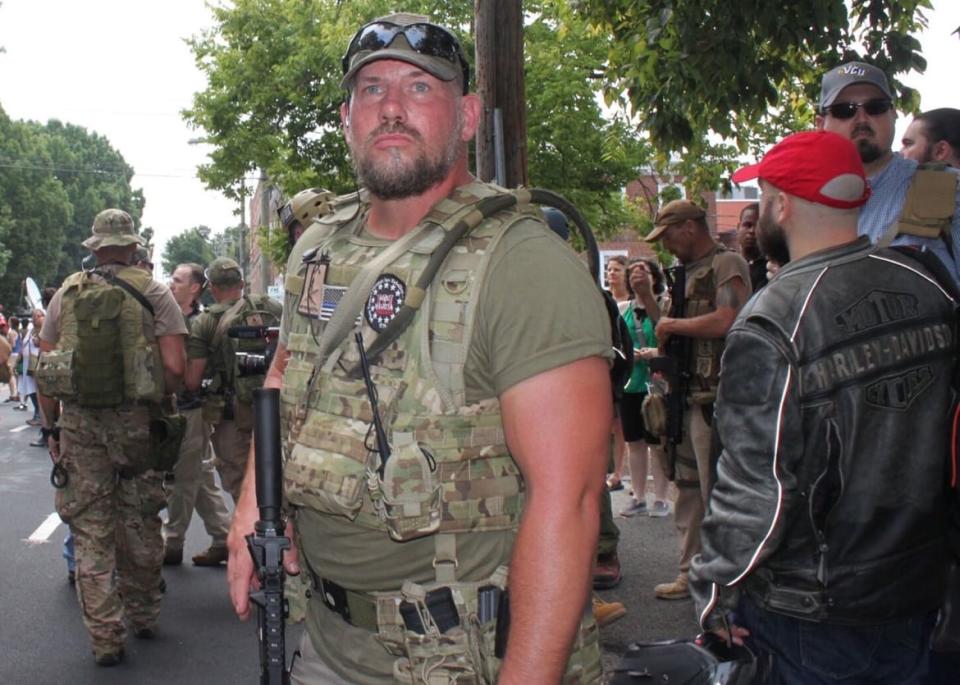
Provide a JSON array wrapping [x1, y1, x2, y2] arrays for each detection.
[[365, 273, 406, 332]]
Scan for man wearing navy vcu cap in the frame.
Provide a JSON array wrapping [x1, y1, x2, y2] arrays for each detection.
[[691, 130, 960, 684], [816, 61, 960, 285]]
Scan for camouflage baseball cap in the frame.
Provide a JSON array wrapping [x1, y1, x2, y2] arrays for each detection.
[[205, 257, 243, 286], [82, 209, 143, 250], [340, 13, 469, 94]]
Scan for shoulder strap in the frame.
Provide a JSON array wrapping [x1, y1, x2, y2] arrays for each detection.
[[356, 189, 532, 368], [317, 223, 433, 363], [98, 270, 155, 317], [212, 297, 249, 350]]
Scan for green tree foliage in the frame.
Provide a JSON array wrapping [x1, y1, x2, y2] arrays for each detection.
[[0, 105, 71, 308], [184, 0, 657, 258], [572, 0, 931, 193], [34, 120, 146, 283], [161, 225, 217, 275], [524, 4, 654, 238], [0, 105, 145, 308]]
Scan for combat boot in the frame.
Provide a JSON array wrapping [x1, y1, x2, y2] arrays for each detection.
[[654, 573, 690, 600], [591, 596, 626, 628], [94, 648, 125, 667], [163, 544, 183, 566], [192, 545, 228, 566], [592, 552, 622, 590]]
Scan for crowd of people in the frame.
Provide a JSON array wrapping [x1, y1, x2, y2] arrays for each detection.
[[5, 11, 960, 685]]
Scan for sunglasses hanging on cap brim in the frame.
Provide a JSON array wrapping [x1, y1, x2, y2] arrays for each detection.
[[342, 21, 470, 94]]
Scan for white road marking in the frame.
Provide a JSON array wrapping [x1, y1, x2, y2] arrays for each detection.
[[27, 512, 63, 544], [10, 425, 30, 433]]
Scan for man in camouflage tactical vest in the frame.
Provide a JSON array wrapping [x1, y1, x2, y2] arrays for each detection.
[[226, 13, 614, 685], [37, 208, 187, 666], [185, 257, 281, 503], [644, 200, 751, 601]]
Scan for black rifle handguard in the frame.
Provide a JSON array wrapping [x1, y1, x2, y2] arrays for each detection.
[[658, 266, 691, 468], [247, 388, 291, 685]]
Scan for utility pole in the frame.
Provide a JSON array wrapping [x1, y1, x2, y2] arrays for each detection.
[[474, 0, 527, 188], [258, 170, 272, 295], [238, 179, 248, 278]]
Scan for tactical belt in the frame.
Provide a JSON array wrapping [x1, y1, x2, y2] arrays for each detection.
[[308, 569, 379, 631]]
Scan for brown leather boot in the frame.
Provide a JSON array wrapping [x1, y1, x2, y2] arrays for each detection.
[[192, 545, 228, 567]]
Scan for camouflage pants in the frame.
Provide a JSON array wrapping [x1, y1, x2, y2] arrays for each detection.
[[209, 417, 251, 503], [55, 405, 165, 657]]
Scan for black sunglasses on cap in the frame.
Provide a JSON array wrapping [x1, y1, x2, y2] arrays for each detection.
[[822, 99, 894, 120], [342, 21, 470, 94]]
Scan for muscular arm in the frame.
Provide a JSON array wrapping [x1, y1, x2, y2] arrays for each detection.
[[37, 340, 59, 431], [184, 357, 207, 392], [636, 288, 661, 325], [496, 356, 611, 685], [158, 334, 186, 394], [656, 275, 749, 343], [228, 343, 297, 619]]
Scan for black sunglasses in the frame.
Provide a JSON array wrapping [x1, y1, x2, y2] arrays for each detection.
[[342, 21, 470, 94], [822, 99, 893, 119]]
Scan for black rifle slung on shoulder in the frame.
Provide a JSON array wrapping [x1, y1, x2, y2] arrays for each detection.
[[247, 387, 291, 685], [650, 265, 690, 476]]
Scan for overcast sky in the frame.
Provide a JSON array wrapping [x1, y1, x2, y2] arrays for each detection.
[[0, 0, 958, 269]]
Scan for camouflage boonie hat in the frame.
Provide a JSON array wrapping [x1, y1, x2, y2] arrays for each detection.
[[206, 257, 243, 286], [83, 209, 143, 250]]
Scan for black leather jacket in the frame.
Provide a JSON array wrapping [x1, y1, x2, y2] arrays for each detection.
[[691, 237, 959, 628]]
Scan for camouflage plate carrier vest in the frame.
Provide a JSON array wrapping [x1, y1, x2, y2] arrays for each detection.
[[686, 247, 727, 405], [282, 182, 528, 539], [208, 294, 282, 405], [282, 181, 601, 684], [36, 266, 164, 407]]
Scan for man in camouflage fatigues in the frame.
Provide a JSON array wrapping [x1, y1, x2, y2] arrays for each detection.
[[185, 257, 281, 502], [37, 209, 186, 666], [226, 14, 613, 685]]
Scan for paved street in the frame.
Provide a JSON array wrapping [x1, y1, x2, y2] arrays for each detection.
[[0, 386, 696, 683]]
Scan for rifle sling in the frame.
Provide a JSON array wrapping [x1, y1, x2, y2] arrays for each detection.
[[99, 271, 155, 317]]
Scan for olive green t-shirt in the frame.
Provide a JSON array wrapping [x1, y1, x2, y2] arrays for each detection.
[[186, 299, 236, 363]]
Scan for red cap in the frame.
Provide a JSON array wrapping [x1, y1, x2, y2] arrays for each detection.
[[731, 131, 870, 209]]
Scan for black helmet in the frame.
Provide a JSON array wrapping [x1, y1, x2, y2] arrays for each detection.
[[610, 634, 757, 685]]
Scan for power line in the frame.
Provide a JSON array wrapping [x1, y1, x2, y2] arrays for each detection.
[[0, 160, 262, 181]]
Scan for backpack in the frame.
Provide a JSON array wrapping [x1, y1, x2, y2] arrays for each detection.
[[211, 294, 282, 405], [36, 267, 164, 408]]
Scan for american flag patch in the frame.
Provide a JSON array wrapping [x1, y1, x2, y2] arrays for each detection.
[[318, 284, 361, 325]]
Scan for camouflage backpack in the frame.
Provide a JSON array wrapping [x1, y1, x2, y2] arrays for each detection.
[[37, 267, 164, 407], [211, 294, 282, 405]]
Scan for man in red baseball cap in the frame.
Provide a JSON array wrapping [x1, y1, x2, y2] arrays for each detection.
[[689, 130, 960, 684]]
